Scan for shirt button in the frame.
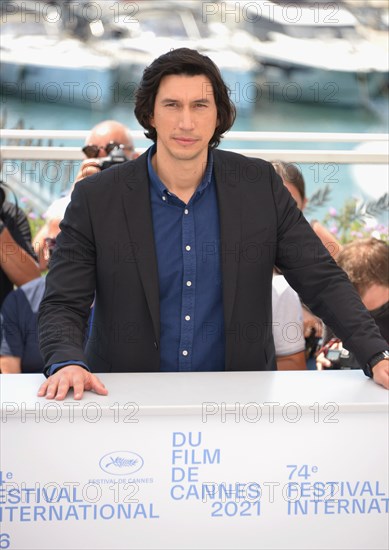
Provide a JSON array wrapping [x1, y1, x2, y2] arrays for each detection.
[[186, 281, 192, 287], [182, 350, 189, 356], [185, 245, 191, 251], [184, 209, 189, 215], [185, 315, 191, 321], [162, 196, 166, 201]]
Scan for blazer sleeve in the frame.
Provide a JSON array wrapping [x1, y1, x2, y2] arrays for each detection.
[[38, 182, 96, 370]]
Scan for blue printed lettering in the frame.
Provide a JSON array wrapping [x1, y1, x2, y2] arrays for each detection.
[[172, 432, 202, 447]]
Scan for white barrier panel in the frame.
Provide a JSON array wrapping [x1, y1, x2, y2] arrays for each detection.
[[0, 370, 388, 550]]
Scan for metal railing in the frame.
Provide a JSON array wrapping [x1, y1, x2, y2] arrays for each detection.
[[1, 129, 388, 163], [1, 129, 388, 212]]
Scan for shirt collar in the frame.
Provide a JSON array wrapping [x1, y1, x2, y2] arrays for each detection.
[[147, 144, 214, 202]]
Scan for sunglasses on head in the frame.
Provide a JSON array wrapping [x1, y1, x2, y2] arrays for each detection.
[[82, 141, 134, 158]]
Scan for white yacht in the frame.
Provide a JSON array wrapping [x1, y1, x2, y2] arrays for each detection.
[[91, 1, 260, 114], [0, 6, 119, 109], [210, 0, 389, 106]]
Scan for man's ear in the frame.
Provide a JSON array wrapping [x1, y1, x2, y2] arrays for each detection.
[[149, 114, 155, 128]]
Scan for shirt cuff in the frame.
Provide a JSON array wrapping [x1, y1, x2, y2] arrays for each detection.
[[44, 361, 90, 378]]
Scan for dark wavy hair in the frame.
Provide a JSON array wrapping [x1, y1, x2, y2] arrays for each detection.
[[134, 48, 236, 149]]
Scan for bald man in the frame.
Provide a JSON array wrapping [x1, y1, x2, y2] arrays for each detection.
[[75, 119, 136, 182], [33, 120, 137, 270]]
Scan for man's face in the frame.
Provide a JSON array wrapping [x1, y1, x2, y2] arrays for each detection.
[[150, 74, 218, 162]]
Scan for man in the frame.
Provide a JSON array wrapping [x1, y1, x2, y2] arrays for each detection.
[[0, 183, 40, 307], [1, 219, 60, 373], [37, 48, 389, 400], [33, 120, 137, 270]]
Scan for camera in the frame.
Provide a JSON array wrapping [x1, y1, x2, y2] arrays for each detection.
[[97, 146, 128, 170], [324, 348, 353, 369]]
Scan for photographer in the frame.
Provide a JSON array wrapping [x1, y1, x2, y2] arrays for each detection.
[[75, 119, 137, 180], [0, 182, 40, 307], [33, 120, 137, 271], [317, 238, 389, 370]]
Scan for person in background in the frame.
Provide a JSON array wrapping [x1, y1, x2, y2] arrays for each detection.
[[0, 182, 40, 307], [271, 160, 344, 364], [33, 120, 137, 271], [317, 238, 389, 370], [0, 219, 60, 373], [272, 269, 306, 370], [271, 160, 343, 260]]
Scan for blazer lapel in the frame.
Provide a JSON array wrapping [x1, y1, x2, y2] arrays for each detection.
[[213, 150, 242, 330], [120, 154, 160, 341], [118, 150, 242, 342]]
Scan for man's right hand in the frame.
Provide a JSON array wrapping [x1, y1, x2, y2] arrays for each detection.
[[75, 159, 102, 183], [37, 365, 108, 401]]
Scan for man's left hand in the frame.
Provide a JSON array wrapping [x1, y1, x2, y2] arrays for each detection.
[[372, 360, 389, 389]]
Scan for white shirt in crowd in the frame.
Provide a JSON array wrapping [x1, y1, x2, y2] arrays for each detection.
[[272, 274, 305, 357]]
